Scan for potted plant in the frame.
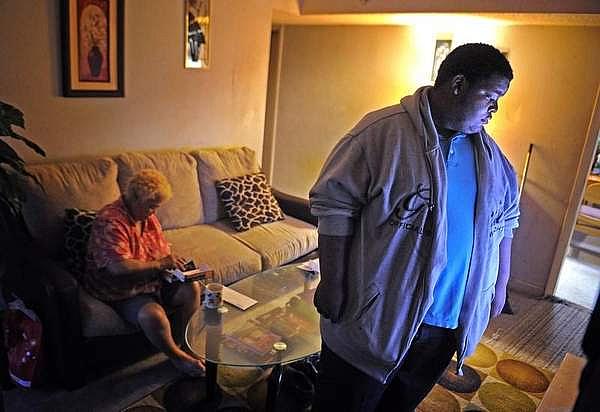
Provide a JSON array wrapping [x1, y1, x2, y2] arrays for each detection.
[[0, 101, 46, 287]]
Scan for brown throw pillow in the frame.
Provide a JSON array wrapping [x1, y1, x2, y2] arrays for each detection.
[[215, 173, 284, 231]]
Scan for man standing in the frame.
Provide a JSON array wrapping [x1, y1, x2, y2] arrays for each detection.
[[309, 43, 520, 411]]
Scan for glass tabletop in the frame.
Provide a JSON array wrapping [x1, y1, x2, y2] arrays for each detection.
[[185, 264, 321, 367]]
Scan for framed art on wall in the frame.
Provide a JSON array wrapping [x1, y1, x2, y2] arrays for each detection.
[[185, 0, 210, 69], [431, 39, 452, 82], [60, 0, 124, 97]]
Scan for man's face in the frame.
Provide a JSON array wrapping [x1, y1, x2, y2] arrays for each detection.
[[452, 74, 510, 134]]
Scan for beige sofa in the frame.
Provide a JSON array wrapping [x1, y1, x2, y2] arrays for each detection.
[[17, 146, 317, 388]]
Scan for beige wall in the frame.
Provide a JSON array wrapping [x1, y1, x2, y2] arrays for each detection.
[[0, 0, 272, 163], [270, 24, 600, 294], [270, 25, 415, 196], [492, 26, 600, 294]]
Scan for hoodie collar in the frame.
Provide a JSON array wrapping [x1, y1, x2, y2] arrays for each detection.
[[401, 86, 495, 160], [400, 86, 440, 152]]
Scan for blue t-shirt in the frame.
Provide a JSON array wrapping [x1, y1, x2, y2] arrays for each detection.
[[423, 133, 477, 329]]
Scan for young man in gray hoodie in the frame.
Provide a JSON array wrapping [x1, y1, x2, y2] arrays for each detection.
[[309, 43, 520, 412]]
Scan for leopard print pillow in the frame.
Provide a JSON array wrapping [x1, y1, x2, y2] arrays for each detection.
[[215, 173, 284, 231], [64, 208, 97, 277]]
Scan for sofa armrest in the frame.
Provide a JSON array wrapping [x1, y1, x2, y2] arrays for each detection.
[[23, 257, 80, 308], [272, 188, 317, 226], [20, 255, 84, 386]]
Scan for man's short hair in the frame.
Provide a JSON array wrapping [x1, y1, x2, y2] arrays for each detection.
[[435, 43, 513, 86], [126, 169, 173, 204]]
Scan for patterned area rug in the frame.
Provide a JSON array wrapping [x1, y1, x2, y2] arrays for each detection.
[[418, 342, 554, 412]]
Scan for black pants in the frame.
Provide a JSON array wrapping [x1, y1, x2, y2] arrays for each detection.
[[312, 324, 456, 412]]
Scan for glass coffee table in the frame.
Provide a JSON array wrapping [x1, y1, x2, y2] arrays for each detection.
[[185, 263, 321, 412]]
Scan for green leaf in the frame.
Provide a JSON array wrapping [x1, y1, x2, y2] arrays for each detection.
[[0, 100, 47, 215], [0, 139, 24, 163], [0, 195, 19, 219], [0, 159, 41, 191], [0, 101, 46, 157], [0, 102, 25, 129], [5, 130, 46, 157], [0, 171, 22, 217], [0, 155, 25, 174]]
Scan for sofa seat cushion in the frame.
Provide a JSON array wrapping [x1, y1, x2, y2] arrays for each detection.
[[113, 151, 204, 229], [190, 147, 260, 224], [212, 216, 318, 270], [22, 158, 121, 258], [79, 288, 138, 338], [163, 224, 262, 285]]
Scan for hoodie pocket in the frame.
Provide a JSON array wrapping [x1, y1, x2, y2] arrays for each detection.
[[353, 283, 381, 322], [467, 284, 495, 355]]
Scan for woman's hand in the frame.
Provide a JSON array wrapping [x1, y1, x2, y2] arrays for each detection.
[[173, 255, 188, 271], [158, 254, 189, 271]]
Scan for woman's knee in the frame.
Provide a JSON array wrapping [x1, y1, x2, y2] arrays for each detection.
[[137, 302, 167, 325]]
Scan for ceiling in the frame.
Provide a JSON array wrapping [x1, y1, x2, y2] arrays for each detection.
[[272, 12, 600, 27]]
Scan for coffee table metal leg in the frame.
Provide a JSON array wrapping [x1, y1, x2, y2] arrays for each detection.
[[206, 360, 219, 401], [266, 364, 284, 412]]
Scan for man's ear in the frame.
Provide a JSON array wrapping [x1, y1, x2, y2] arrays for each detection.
[[450, 74, 467, 96]]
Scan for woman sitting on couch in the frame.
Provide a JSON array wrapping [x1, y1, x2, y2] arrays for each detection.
[[83, 169, 205, 376]]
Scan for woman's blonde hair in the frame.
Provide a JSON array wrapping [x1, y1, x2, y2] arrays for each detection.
[[125, 169, 173, 204]]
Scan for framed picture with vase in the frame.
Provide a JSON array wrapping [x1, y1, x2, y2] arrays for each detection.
[[185, 0, 210, 69], [60, 0, 124, 97]]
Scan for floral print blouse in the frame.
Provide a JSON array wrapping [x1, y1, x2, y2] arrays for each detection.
[[84, 198, 171, 301]]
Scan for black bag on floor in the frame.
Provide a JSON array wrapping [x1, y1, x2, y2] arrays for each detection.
[[281, 353, 319, 410]]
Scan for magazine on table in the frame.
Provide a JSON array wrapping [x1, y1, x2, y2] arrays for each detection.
[[255, 296, 319, 338], [223, 323, 282, 360]]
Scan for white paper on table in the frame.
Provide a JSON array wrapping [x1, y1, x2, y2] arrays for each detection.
[[223, 286, 258, 310], [297, 258, 320, 274]]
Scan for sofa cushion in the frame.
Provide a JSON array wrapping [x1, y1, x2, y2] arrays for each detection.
[[113, 151, 203, 229], [21, 158, 121, 258], [163, 224, 262, 285], [212, 216, 318, 269], [190, 147, 260, 223], [64, 208, 97, 278], [216, 172, 285, 231], [79, 288, 138, 337]]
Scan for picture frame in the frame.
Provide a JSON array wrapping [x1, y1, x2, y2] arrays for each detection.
[[60, 0, 124, 97], [185, 0, 210, 69], [431, 39, 452, 82]]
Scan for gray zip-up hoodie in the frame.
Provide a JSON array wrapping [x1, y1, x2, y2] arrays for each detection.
[[309, 86, 519, 383]]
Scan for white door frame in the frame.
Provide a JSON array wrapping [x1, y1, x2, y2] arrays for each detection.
[[262, 26, 285, 184]]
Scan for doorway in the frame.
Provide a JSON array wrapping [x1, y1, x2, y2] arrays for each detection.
[[548, 87, 600, 310], [554, 139, 600, 309]]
